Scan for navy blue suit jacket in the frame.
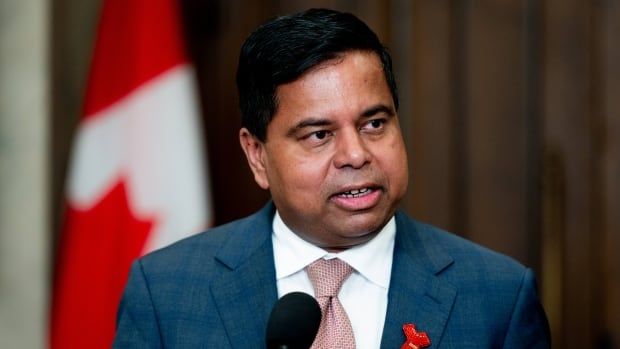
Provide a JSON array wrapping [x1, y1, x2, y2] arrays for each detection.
[[114, 203, 550, 348]]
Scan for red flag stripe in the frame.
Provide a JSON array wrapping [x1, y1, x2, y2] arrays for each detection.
[[83, 0, 187, 118]]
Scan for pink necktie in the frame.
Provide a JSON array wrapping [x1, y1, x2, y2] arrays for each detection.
[[307, 258, 356, 349]]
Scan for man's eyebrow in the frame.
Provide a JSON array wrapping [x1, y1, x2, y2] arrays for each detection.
[[287, 118, 332, 136], [285, 105, 394, 136], [361, 104, 395, 118]]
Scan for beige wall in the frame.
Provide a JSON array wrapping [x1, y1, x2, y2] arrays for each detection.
[[0, 0, 49, 347]]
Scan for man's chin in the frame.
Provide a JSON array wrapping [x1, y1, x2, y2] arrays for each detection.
[[319, 232, 380, 252], [330, 219, 386, 243], [335, 208, 392, 232]]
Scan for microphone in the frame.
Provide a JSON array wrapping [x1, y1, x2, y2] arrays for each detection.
[[266, 292, 321, 349]]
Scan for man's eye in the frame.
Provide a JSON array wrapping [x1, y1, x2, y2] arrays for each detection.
[[363, 119, 386, 131], [370, 119, 384, 128], [300, 130, 332, 145], [312, 130, 328, 140]]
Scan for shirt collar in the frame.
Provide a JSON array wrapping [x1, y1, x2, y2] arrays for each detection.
[[272, 211, 395, 289]]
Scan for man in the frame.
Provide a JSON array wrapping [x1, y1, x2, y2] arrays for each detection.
[[114, 8, 550, 348]]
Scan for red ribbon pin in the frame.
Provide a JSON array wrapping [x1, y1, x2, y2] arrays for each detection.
[[401, 323, 431, 349]]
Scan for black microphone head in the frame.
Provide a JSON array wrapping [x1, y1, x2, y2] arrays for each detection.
[[266, 292, 321, 349]]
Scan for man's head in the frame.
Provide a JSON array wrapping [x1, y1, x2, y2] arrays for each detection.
[[237, 9, 408, 250], [236, 8, 399, 142]]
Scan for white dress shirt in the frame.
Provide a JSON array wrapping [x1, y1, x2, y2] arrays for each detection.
[[272, 211, 396, 349]]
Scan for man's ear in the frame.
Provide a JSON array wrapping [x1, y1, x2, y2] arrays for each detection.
[[239, 128, 270, 189]]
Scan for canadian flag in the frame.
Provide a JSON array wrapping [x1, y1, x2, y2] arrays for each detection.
[[50, 0, 211, 347]]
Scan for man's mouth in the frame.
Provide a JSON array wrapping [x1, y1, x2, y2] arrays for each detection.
[[331, 185, 382, 211], [337, 187, 374, 198]]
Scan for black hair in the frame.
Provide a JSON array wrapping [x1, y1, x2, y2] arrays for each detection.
[[236, 8, 399, 141]]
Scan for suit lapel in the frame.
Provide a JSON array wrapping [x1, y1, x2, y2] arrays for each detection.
[[380, 212, 457, 348], [208, 205, 457, 348], [210, 204, 279, 349]]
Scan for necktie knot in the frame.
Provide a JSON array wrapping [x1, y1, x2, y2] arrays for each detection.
[[307, 258, 353, 298]]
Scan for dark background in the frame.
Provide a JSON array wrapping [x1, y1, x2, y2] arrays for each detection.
[[52, 1, 620, 348]]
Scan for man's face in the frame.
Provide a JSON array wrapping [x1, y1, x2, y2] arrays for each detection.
[[240, 51, 408, 250]]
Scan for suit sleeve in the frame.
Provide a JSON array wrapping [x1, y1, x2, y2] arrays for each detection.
[[502, 268, 551, 348], [113, 260, 162, 349]]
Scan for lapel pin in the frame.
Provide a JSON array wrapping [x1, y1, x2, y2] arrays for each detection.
[[401, 323, 431, 349]]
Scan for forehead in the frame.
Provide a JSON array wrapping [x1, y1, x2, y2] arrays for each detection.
[[272, 51, 392, 123]]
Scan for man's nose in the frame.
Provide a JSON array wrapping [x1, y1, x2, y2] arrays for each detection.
[[332, 129, 372, 169]]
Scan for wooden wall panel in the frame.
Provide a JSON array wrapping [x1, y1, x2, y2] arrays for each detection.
[[603, 0, 620, 346], [407, 0, 454, 232], [541, 0, 599, 346], [464, 0, 533, 264], [388, 0, 415, 217]]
